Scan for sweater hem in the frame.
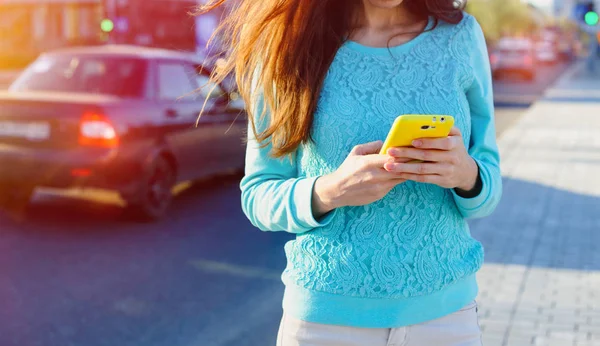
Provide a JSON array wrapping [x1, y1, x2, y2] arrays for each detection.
[[282, 274, 478, 328]]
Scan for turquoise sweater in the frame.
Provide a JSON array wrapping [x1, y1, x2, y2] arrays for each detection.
[[240, 14, 502, 328]]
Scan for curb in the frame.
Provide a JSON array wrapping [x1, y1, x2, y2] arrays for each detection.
[[543, 60, 600, 101], [493, 95, 538, 108]]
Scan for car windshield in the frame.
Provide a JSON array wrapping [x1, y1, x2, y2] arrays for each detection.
[[10, 55, 147, 98]]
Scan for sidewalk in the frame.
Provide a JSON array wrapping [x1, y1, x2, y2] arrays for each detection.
[[473, 60, 600, 346]]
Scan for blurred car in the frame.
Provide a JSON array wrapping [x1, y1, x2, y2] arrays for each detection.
[[490, 37, 536, 81], [0, 45, 246, 220], [535, 40, 558, 64], [540, 27, 576, 62], [557, 36, 576, 61]]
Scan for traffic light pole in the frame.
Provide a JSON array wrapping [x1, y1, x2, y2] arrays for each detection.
[[577, 22, 599, 72], [574, 1, 599, 73]]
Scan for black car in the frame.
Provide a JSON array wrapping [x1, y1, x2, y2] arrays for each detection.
[[0, 45, 247, 220]]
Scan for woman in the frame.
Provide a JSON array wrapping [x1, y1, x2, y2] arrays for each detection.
[[198, 0, 502, 344]]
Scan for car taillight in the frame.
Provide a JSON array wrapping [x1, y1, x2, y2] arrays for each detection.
[[79, 112, 119, 148], [71, 168, 92, 177]]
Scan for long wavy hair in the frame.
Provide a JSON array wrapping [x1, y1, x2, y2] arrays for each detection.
[[196, 0, 465, 158]]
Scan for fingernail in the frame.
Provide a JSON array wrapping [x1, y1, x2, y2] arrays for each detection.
[[412, 140, 422, 147]]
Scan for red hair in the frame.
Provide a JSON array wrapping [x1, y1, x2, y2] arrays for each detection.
[[196, 0, 464, 157]]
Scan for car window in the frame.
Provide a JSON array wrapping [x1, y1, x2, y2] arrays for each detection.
[[195, 73, 226, 100], [10, 56, 147, 98], [157, 62, 198, 101]]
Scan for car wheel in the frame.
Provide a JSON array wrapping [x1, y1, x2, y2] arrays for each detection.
[[125, 156, 176, 222]]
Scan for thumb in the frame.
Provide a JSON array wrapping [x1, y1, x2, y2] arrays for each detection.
[[350, 141, 384, 156], [449, 126, 462, 137]]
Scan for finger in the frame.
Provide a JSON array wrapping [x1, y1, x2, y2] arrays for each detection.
[[363, 165, 407, 183], [351, 141, 384, 156], [392, 157, 414, 163], [384, 162, 450, 175], [395, 173, 444, 185], [363, 154, 395, 168], [387, 147, 447, 162], [412, 136, 455, 151], [449, 126, 462, 137]]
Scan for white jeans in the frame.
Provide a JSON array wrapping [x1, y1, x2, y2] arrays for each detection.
[[276, 300, 482, 346]]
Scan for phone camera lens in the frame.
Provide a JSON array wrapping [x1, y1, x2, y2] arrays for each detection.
[[441, 117, 446, 123]]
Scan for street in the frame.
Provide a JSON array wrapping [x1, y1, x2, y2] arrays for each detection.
[[493, 61, 572, 107], [0, 60, 595, 346], [2, 0, 599, 342], [0, 176, 286, 346]]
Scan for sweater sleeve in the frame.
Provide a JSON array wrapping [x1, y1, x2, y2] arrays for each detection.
[[451, 15, 503, 219], [239, 96, 337, 234]]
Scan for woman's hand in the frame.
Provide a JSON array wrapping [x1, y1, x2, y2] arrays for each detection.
[[312, 141, 407, 217], [383, 127, 479, 190]]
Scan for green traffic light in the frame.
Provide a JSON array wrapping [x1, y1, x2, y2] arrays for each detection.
[[100, 19, 114, 33], [584, 11, 599, 26]]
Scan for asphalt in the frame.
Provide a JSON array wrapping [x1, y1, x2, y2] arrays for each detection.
[[492, 61, 573, 107], [0, 177, 288, 346]]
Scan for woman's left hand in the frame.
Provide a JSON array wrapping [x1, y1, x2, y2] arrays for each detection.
[[383, 127, 479, 190]]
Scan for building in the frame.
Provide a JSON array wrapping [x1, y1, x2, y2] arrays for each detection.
[[0, 0, 230, 68], [102, 0, 227, 60], [0, 0, 104, 67]]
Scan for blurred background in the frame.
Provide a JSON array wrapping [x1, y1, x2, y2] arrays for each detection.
[[0, 1, 599, 346]]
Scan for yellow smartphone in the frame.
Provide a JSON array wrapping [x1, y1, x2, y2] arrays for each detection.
[[379, 114, 455, 155]]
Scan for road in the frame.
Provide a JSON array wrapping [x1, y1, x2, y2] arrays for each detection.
[[492, 61, 570, 107], [0, 62, 572, 346], [0, 178, 286, 346]]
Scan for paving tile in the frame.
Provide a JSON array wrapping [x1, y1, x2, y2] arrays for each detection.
[[473, 61, 600, 346]]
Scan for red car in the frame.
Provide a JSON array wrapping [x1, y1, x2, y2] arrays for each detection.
[[490, 38, 536, 81]]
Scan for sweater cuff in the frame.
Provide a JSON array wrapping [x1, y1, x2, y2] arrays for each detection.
[[454, 165, 483, 198], [293, 177, 337, 230], [451, 160, 490, 212]]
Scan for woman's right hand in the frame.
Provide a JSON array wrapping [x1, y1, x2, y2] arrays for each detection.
[[312, 141, 406, 217]]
